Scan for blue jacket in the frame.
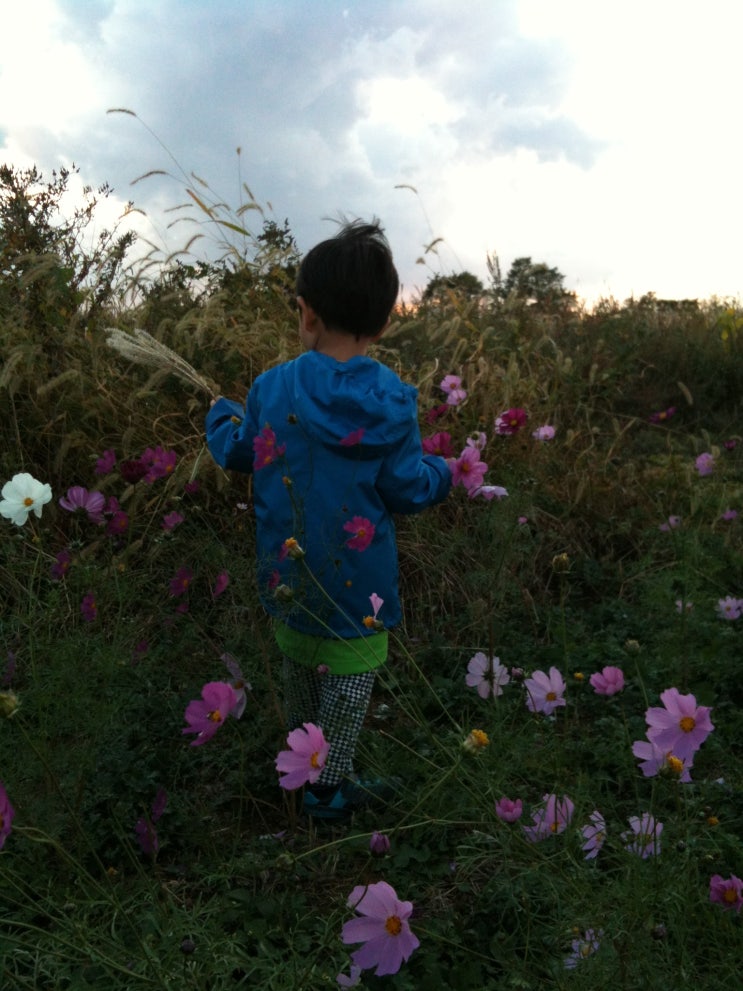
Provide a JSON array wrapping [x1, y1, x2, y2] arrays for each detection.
[[205, 350, 451, 639]]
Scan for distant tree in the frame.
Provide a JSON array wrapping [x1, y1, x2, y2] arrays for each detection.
[[490, 254, 574, 310], [422, 270, 485, 305]]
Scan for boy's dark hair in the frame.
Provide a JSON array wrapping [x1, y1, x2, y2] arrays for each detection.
[[296, 218, 399, 338]]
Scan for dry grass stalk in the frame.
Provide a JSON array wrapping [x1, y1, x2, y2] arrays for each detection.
[[105, 327, 219, 396]]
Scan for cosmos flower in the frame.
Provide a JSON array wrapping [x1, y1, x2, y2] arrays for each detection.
[[564, 929, 602, 969], [213, 571, 230, 597], [468, 484, 508, 501], [275, 723, 330, 790], [524, 667, 566, 715], [589, 665, 625, 696], [341, 881, 420, 977], [182, 682, 237, 747], [161, 511, 185, 531], [340, 428, 365, 446], [717, 596, 743, 620], [622, 812, 663, 858], [141, 445, 177, 483], [0, 473, 53, 526], [80, 592, 98, 623], [169, 566, 193, 598], [581, 811, 607, 860], [343, 516, 375, 552], [532, 425, 555, 441], [495, 797, 523, 823], [658, 516, 681, 532], [709, 874, 743, 913], [447, 446, 488, 491], [253, 426, 285, 470], [369, 831, 391, 855], [523, 793, 575, 842], [644, 687, 714, 762], [462, 729, 490, 752], [363, 592, 384, 630], [59, 486, 106, 523], [221, 652, 250, 719], [648, 406, 676, 423], [439, 374, 467, 406], [94, 449, 117, 475], [422, 431, 455, 458], [51, 548, 72, 581], [695, 452, 715, 476], [632, 738, 693, 782], [465, 652, 510, 699], [495, 408, 528, 435]]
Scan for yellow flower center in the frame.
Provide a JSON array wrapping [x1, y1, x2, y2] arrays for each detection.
[[310, 751, 321, 769], [208, 709, 222, 723], [546, 691, 557, 701], [723, 888, 737, 904], [385, 915, 402, 936], [363, 616, 375, 628], [666, 755, 684, 775], [679, 716, 696, 733], [356, 528, 366, 538], [23, 497, 34, 506]]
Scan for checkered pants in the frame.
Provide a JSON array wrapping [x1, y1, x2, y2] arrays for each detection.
[[282, 657, 375, 787]]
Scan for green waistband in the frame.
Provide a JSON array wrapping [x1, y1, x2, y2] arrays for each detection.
[[275, 621, 389, 674]]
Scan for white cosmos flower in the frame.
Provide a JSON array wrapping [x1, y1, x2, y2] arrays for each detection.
[[0, 473, 53, 526]]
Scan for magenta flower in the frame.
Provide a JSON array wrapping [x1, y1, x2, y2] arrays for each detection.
[[424, 402, 449, 424], [589, 665, 625, 696], [275, 722, 330, 789], [709, 874, 743, 913], [59, 486, 106, 524], [51, 548, 72, 580], [581, 811, 607, 860], [447, 446, 488, 492], [695, 452, 715, 476], [564, 929, 601, 969], [253, 425, 285, 470], [524, 667, 566, 715], [343, 516, 375, 552], [658, 516, 681, 532], [106, 509, 129, 536], [80, 592, 98, 623], [439, 374, 467, 406], [161, 511, 185, 531], [720, 509, 738, 521], [649, 406, 676, 423], [221, 652, 250, 719], [495, 407, 528, 435], [0, 782, 16, 848], [340, 428, 365, 446], [645, 687, 714, 762], [532, 425, 555, 441], [119, 458, 148, 484], [523, 793, 574, 841], [213, 571, 230, 598], [341, 881, 420, 977], [717, 596, 743, 620], [622, 812, 662, 858], [632, 738, 694, 782], [495, 797, 523, 823], [182, 681, 237, 746], [142, 446, 177, 483], [169, 566, 193, 598], [95, 449, 117, 474], [465, 652, 510, 699], [422, 431, 455, 458], [369, 831, 391, 855]]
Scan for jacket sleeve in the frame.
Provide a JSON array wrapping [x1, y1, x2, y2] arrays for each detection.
[[205, 396, 257, 472], [375, 420, 452, 514]]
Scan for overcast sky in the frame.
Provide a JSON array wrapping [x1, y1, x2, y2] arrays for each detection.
[[1, 0, 741, 304]]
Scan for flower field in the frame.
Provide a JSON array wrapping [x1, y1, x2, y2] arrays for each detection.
[[1, 180, 742, 987]]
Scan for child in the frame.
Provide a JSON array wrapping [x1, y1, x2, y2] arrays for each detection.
[[205, 220, 451, 819]]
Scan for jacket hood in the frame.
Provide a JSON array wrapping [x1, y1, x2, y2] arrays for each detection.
[[287, 351, 418, 454]]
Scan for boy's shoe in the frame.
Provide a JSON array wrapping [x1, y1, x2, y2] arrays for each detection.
[[303, 775, 401, 822]]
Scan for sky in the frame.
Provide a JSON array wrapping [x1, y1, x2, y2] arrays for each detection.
[[1, 0, 742, 305]]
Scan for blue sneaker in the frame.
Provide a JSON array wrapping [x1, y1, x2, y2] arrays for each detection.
[[303, 775, 401, 821]]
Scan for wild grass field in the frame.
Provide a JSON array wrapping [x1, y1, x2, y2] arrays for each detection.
[[0, 163, 742, 989]]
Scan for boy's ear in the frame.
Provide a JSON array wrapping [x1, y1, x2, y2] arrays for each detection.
[[370, 317, 391, 342], [297, 296, 319, 332]]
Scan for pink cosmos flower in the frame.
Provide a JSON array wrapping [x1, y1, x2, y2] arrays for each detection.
[[564, 929, 602, 969], [169, 566, 193, 598], [161, 511, 185, 531], [221, 652, 250, 719], [80, 592, 98, 623], [51, 548, 72, 580], [695, 452, 715, 476], [468, 484, 508, 501], [0, 782, 16, 849], [659, 516, 681, 532], [341, 881, 420, 977], [213, 571, 230, 598], [275, 722, 330, 790], [336, 964, 362, 988], [589, 665, 625, 696], [369, 831, 391, 855], [340, 428, 365, 446], [523, 793, 574, 841], [142, 446, 177, 483], [632, 738, 694, 782], [182, 681, 237, 746], [581, 811, 607, 860], [622, 812, 662, 858], [447, 446, 488, 492], [439, 374, 467, 406], [495, 797, 523, 823], [524, 667, 566, 715], [709, 874, 743, 913], [495, 407, 528, 435], [106, 509, 129, 536], [253, 426, 286, 470], [649, 406, 676, 423], [717, 596, 743, 620], [675, 599, 693, 613], [59, 486, 106, 524], [422, 431, 455, 458], [465, 652, 510, 699], [95, 449, 117, 474], [645, 687, 714, 762], [720, 509, 738, 522], [466, 431, 487, 451], [532, 425, 555, 441], [343, 516, 375, 552], [363, 592, 384, 630]]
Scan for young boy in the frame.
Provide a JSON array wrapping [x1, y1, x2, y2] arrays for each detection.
[[205, 220, 451, 820]]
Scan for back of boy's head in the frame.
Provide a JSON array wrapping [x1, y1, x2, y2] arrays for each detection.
[[296, 218, 399, 338]]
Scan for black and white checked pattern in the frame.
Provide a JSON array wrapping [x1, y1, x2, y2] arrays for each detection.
[[282, 656, 375, 786]]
